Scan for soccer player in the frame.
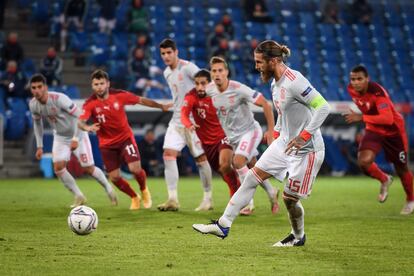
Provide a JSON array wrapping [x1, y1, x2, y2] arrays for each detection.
[[181, 69, 240, 201], [193, 40, 330, 247], [344, 65, 414, 215], [205, 56, 279, 215], [78, 69, 170, 210], [158, 38, 213, 211], [29, 73, 117, 207]]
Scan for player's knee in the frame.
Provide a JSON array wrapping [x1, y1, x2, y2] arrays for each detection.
[[219, 163, 232, 175], [283, 192, 299, 207], [53, 163, 66, 173], [82, 166, 95, 175], [357, 156, 373, 170]]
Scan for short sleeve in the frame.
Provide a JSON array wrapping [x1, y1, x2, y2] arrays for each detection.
[[239, 83, 262, 104]]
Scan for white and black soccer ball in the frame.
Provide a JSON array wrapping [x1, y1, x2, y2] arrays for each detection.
[[67, 205, 98, 235]]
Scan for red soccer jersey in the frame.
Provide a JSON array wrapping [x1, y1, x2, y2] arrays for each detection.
[[80, 89, 140, 148], [181, 89, 226, 145], [347, 81, 406, 137]]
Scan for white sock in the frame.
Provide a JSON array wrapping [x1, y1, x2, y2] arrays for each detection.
[[219, 170, 260, 228], [164, 157, 179, 201], [197, 160, 212, 197], [56, 168, 83, 197], [259, 179, 276, 202], [285, 199, 305, 239], [91, 166, 114, 194], [236, 165, 250, 183]]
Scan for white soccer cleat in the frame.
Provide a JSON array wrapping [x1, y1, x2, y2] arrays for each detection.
[[195, 199, 213, 211], [70, 195, 87, 208], [192, 220, 229, 239], [400, 201, 414, 215], [273, 233, 306, 247], [378, 175, 393, 203]]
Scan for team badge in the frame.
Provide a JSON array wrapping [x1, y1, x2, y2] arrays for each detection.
[[113, 102, 120, 110]]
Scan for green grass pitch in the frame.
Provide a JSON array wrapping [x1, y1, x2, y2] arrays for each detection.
[[0, 176, 413, 275]]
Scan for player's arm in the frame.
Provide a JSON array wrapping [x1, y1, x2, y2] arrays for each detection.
[[362, 97, 394, 125], [139, 97, 172, 111], [78, 102, 100, 132], [181, 95, 199, 131], [30, 106, 44, 160], [254, 95, 275, 145]]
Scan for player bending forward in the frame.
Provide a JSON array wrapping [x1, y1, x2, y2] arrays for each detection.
[[79, 70, 171, 210], [29, 73, 117, 207], [193, 40, 330, 247]]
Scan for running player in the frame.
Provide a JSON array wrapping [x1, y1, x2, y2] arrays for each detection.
[[181, 69, 240, 202], [78, 69, 170, 210], [193, 40, 330, 247], [29, 73, 117, 207], [344, 65, 414, 215], [158, 38, 213, 211], [205, 56, 279, 215]]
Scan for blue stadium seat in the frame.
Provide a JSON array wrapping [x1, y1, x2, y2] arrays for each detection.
[[4, 110, 26, 140], [63, 85, 81, 99], [31, 0, 49, 24], [68, 31, 88, 53], [323, 136, 349, 174]]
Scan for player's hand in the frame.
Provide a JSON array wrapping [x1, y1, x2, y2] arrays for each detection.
[[263, 130, 274, 145], [162, 103, 173, 112], [188, 123, 200, 132], [285, 136, 306, 155], [344, 109, 362, 124], [70, 139, 79, 151], [35, 148, 43, 160], [87, 123, 100, 132]]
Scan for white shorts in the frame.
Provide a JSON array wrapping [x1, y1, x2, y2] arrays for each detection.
[[52, 132, 95, 167], [255, 138, 324, 199], [232, 122, 262, 162], [163, 123, 204, 158]]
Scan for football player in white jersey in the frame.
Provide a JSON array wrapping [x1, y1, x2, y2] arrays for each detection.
[[157, 38, 213, 212], [206, 56, 279, 215], [193, 41, 330, 247], [29, 74, 117, 207]]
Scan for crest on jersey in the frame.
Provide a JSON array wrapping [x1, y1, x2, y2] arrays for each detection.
[[95, 107, 102, 113], [113, 102, 120, 110], [280, 88, 286, 100]]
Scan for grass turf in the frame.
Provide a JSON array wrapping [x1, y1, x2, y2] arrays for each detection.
[[0, 176, 413, 275]]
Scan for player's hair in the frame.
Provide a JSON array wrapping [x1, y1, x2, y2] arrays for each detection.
[[29, 73, 47, 84], [254, 40, 291, 61], [91, 69, 109, 80], [159, 38, 177, 50], [194, 69, 211, 82], [209, 56, 228, 70], [351, 65, 369, 77]]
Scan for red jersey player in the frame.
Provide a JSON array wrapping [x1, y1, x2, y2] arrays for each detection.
[[78, 69, 171, 210], [181, 69, 240, 198], [344, 65, 414, 215]]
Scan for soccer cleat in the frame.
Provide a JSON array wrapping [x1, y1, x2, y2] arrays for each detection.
[[129, 195, 141, 210], [378, 175, 393, 203], [271, 188, 280, 214], [141, 188, 152, 209], [195, 199, 213, 211], [157, 199, 180, 211], [273, 233, 306, 247], [400, 201, 414, 215], [70, 195, 87, 208], [192, 220, 229, 239], [108, 190, 118, 206]]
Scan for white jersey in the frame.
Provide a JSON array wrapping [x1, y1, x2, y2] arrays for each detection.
[[206, 80, 262, 144], [29, 91, 84, 147], [163, 59, 199, 127], [272, 68, 328, 153]]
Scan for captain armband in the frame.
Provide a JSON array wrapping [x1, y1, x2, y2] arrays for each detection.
[[309, 95, 328, 109]]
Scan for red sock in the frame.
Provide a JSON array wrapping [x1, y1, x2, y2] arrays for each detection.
[[401, 171, 414, 201], [222, 170, 240, 197], [113, 178, 137, 198], [365, 163, 388, 183], [134, 169, 147, 191]]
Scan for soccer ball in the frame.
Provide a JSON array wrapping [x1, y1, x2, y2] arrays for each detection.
[[67, 205, 98, 235]]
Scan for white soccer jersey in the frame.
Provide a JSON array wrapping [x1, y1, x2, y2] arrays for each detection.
[[29, 91, 83, 147], [163, 59, 199, 126], [271, 68, 327, 153], [206, 80, 262, 144]]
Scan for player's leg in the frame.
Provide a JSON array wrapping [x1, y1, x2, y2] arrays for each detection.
[[158, 125, 185, 211], [273, 150, 324, 247], [52, 139, 85, 207], [101, 146, 139, 210], [383, 134, 414, 214], [218, 146, 240, 197], [75, 133, 117, 205], [358, 132, 392, 202], [186, 128, 213, 211]]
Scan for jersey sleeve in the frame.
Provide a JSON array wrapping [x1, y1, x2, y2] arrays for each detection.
[[239, 83, 262, 104], [118, 90, 141, 105], [184, 62, 200, 79], [58, 93, 80, 117], [181, 94, 195, 128], [362, 96, 394, 125], [29, 101, 44, 148]]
